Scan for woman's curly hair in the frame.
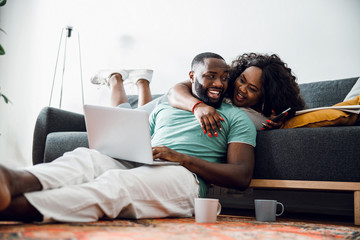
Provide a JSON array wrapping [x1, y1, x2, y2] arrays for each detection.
[[228, 53, 305, 117]]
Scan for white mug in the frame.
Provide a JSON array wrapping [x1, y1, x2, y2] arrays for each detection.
[[254, 199, 284, 222], [194, 198, 222, 223]]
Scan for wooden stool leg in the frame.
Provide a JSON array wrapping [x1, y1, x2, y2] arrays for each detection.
[[355, 191, 360, 225]]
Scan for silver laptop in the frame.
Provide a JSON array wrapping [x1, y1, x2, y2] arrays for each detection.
[[83, 104, 179, 166]]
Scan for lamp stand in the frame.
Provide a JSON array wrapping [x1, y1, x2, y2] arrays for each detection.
[[49, 26, 84, 108]]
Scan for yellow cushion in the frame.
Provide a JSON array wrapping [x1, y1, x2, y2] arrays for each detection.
[[281, 95, 360, 129]]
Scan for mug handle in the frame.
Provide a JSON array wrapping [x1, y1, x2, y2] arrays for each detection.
[[217, 203, 222, 216], [276, 202, 284, 216]]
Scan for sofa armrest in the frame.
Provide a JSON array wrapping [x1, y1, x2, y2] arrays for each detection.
[[32, 107, 86, 165], [44, 132, 88, 163]]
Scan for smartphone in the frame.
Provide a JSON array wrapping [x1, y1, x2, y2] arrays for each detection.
[[271, 107, 291, 123]]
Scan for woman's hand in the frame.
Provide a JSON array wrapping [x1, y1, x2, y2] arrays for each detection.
[[193, 103, 224, 137], [261, 110, 286, 130]]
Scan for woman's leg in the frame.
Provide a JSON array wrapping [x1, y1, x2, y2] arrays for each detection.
[[91, 69, 153, 108], [109, 73, 129, 107], [110, 71, 153, 107], [136, 79, 152, 107]]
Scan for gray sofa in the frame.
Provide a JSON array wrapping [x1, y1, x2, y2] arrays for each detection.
[[32, 77, 360, 220]]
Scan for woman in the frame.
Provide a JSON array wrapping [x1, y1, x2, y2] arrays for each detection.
[[167, 53, 305, 133], [91, 53, 305, 132]]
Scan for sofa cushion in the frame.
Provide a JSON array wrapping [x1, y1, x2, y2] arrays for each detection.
[[281, 96, 360, 128], [281, 109, 355, 128], [344, 77, 360, 101]]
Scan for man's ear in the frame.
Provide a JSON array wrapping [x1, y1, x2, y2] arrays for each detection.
[[189, 71, 195, 83]]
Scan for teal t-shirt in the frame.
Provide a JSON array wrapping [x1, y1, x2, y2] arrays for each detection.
[[149, 102, 256, 197]]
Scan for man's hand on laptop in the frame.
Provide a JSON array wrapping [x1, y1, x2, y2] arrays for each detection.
[[152, 146, 184, 165]]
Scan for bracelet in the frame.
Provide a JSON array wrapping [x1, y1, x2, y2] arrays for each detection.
[[192, 101, 204, 113]]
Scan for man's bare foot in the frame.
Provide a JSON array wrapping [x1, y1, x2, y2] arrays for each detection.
[[0, 165, 11, 210], [0, 164, 42, 211]]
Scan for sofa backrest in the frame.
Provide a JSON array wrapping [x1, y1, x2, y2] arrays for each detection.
[[127, 77, 359, 110], [299, 77, 358, 109]]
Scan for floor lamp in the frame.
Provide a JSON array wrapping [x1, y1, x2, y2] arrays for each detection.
[[49, 26, 84, 109]]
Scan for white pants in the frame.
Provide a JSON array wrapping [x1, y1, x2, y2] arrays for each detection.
[[24, 148, 199, 222]]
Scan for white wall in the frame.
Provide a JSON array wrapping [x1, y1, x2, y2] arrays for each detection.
[[0, 0, 359, 167]]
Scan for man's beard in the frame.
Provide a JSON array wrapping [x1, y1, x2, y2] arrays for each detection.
[[194, 79, 224, 109]]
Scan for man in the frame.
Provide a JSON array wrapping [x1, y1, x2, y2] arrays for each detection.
[[0, 52, 256, 222]]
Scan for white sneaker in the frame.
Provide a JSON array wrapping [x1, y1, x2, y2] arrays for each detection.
[[126, 69, 153, 84], [90, 69, 130, 86]]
